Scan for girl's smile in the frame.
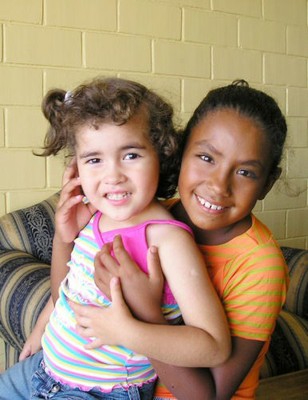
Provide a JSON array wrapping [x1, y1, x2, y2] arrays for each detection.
[[178, 108, 277, 245], [195, 194, 226, 212], [76, 111, 160, 231], [105, 191, 131, 201]]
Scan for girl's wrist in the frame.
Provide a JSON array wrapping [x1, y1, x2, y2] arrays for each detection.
[[53, 233, 74, 247]]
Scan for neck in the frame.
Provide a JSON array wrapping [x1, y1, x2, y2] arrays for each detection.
[[172, 201, 252, 246], [98, 199, 168, 233]]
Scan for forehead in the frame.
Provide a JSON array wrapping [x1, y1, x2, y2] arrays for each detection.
[[76, 112, 150, 141], [185, 109, 272, 166], [189, 109, 268, 146]]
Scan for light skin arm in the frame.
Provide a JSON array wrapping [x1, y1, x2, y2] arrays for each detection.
[[51, 159, 97, 302], [19, 296, 54, 361], [73, 237, 265, 400], [72, 232, 230, 368], [20, 159, 96, 359]]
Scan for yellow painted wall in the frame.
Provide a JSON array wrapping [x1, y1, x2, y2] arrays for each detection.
[[0, 0, 308, 248]]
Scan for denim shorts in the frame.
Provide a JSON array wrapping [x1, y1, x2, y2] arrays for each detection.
[[31, 361, 156, 400], [0, 351, 155, 400]]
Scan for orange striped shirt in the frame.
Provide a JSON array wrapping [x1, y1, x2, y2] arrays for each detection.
[[154, 210, 289, 400]]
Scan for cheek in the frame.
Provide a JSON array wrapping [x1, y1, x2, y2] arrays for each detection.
[[77, 167, 96, 194], [179, 161, 199, 190]]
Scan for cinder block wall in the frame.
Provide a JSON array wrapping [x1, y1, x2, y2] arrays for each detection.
[[0, 0, 308, 248]]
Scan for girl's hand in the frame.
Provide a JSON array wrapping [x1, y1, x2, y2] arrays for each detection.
[[70, 277, 134, 349], [94, 235, 165, 323], [55, 158, 96, 243], [19, 326, 43, 361], [19, 296, 54, 361]]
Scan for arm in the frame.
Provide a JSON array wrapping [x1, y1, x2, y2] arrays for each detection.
[[19, 296, 54, 360], [149, 336, 264, 400], [19, 160, 96, 359], [105, 244, 263, 399], [72, 271, 264, 400], [51, 158, 97, 302], [73, 232, 230, 367], [73, 237, 273, 400], [120, 228, 229, 366]]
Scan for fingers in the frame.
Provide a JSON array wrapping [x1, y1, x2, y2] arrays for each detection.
[[58, 176, 83, 208], [19, 347, 31, 361], [109, 277, 124, 305], [58, 158, 83, 208], [96, 242, 119, 277], [112, 235, 139, 274], [70, 301, 97, 338], [63, 157, 78, 185], [69, 300, 89, 319], [147, 245, 164, 285], [84, 338, 104, 350]]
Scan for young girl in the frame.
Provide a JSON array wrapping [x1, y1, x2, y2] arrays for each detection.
[[69, 80, 290, 399], [0, 77, 230, 399]]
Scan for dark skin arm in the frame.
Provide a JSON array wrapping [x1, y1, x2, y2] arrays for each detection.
[[149, 337, 264, 400], [91, 236, 264, 400]]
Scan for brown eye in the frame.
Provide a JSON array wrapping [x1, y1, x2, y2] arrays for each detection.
[[237, 169, 257, 179], [199, 154, 213, 163], [124, 153, 139, 160], [88, 158, 100, 164]]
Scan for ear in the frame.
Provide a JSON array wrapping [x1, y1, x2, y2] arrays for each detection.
[[258, 167, 281, 200]]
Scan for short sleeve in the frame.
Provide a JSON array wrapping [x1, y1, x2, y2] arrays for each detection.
[[222, 244, 289, 340]]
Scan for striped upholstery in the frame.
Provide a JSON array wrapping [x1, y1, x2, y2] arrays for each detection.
[[282, 247, 308, 318], [0, 192, 307, 381], [0, 192, 59, 369], [260, 247, 308, 378]]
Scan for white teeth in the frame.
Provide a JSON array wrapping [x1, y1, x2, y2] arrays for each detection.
[[197, 195, 224, 210], [106, 192, 129, 200]]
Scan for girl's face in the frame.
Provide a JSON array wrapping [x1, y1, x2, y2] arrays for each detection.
[[178, 108, 277, 244], [76, 111, 160, 228]]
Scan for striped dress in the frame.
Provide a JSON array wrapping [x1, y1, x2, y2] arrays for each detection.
[[42, 212, 192, 393]]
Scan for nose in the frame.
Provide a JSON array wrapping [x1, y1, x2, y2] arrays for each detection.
[[208, 168, 232, 197], [104, 161, 126, 185]]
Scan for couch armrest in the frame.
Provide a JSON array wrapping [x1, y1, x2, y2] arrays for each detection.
[[281, 247, 308, 319], [0, 192, 59, 264], [260, 309, 308, 378], [0, 194, 57, 362], [0, 249, 50, 351]]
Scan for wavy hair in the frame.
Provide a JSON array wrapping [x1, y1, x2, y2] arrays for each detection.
[[40, 77, 180, 199]]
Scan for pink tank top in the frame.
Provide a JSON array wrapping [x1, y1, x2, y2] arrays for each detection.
[[93, 212, 193, 305]]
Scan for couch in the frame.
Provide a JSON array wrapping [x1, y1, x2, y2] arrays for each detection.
[[0, 192, 307, 379]]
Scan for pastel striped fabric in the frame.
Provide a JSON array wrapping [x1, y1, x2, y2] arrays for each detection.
[[42, 212, 192, 392]]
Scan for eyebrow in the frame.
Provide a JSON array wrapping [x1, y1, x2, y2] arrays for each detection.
[[78, 143, 147, 159], [194, 140, 222, 155], [194, 140, 265, 169], [78, 151, 100, 159]]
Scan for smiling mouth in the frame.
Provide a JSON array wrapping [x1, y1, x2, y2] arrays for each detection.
[[106, 192, 131, 200], [196, 194, 225, 211]]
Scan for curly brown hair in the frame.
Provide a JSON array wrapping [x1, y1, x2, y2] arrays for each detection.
[[40, 77, 180, 199]]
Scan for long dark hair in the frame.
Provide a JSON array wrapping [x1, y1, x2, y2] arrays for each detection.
[[182, 80, 287, 175]]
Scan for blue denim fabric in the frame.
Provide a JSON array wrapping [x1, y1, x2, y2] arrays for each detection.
[[0, 350, 42, 399], [0, 351, 155, 400]]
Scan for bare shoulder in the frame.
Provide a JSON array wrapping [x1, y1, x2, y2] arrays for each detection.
[[146, 217, 193, 249]]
